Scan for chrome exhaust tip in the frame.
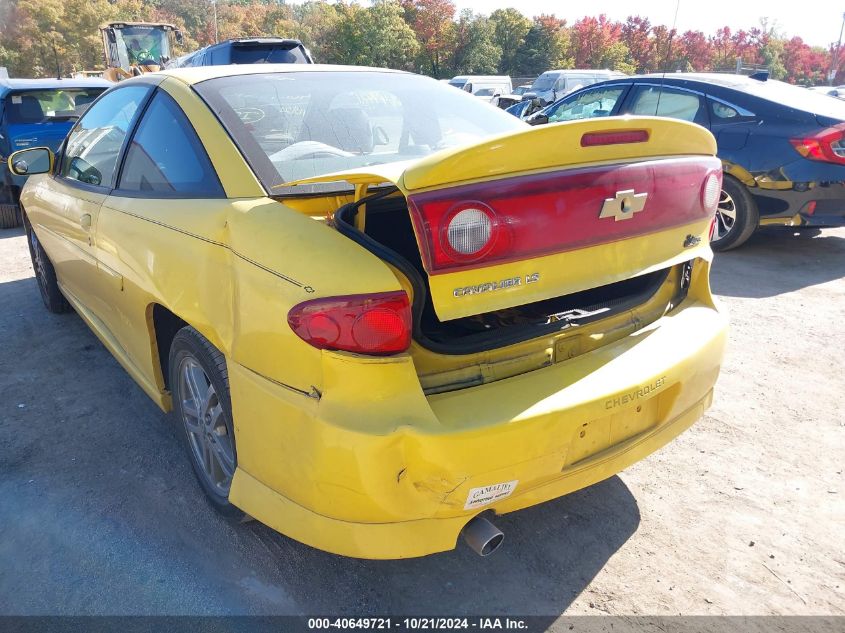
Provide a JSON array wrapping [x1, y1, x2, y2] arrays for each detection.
[[461, 516, 504, 556]]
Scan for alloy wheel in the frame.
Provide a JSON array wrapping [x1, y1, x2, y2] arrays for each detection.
[[177, 356, 235, 494], [713, 189, 737, 241]]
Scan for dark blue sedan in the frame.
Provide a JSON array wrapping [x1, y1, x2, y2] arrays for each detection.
[[519, 73, 845, 250]]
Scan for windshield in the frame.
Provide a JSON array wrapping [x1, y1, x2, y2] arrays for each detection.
[[195, 71, 525, 192], [5, 88, 106, 123], [531, 73, 558, 92], [116, 26, 171, 65], [230, 44, 309, 65]]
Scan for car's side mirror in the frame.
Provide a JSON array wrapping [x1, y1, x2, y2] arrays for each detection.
[[8, 147, 54, 176], [175, 30, 184, 44], [527, 113, 549, 126]]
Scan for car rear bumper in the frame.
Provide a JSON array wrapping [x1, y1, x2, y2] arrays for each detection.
[[231, 392, 713, 559], [752, 181, 845, 227], [227, 297, 727, 559]]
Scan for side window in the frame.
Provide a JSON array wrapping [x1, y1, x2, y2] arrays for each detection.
[[118, 90, 222, 196], [709, 97, 755, 122], [547, 86, 627, 123], [60, 85, 151, 188], [629, 86, 706, 124]]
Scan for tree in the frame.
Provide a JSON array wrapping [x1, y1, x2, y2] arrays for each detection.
[[649, 24, 681, 72], [292, 1, 342, 62], [448, 9, 500, 75], [677, 30, 712, 72], [0, 0, 832, 85], [328, 0, 419, 70], [621, 15, 653, 72], [402, 0, 455, 77], [709, 26, 736, 70], [782, 36, 828, 85], [153, 0, 214, 48], [569, 15, 634, 73], [514, 15, 572, 76], [489, 7, 531, 76]]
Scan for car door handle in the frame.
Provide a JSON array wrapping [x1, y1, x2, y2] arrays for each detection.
[[80, 213, 92, 230]]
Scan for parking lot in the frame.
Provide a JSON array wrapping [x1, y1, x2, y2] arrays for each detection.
[[0, 224, 843, 616]]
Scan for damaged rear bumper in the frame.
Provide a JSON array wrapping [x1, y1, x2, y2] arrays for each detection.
[[226, 287, 727, 559]]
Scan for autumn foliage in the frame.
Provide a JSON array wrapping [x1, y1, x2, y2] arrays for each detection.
[[0, 0, 839, 84]]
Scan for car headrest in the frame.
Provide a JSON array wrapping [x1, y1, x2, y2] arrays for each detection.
[[326, 107, 373, 154]]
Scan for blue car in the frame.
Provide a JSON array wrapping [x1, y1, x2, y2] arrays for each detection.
[[1, 77, 110, 227], [165, 37, 313, 69], [521, 73, 845, 250]]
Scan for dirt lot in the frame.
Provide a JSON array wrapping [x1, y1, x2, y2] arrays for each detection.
[[0, 225, 843, 616]]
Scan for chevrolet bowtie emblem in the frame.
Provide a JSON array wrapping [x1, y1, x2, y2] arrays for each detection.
[[599, 189, 648, 221]]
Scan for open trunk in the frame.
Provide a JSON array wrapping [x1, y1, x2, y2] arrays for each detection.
[[281, 117, 720, 382], [335, 192, 684, 356]]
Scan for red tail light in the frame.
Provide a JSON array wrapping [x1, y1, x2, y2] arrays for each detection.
[[288, 292, 411, 355], [581, 129, 649, 147], [790, 123, 845, 165], [408, 156, 722, 274]]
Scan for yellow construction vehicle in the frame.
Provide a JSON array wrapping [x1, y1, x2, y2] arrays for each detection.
[[100, 22, 184, 82]]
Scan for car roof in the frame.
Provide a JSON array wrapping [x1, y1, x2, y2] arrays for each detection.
[[0, 77, 112, 94], [633, 72, 775, 88], [101, 21, 177, 28], [542, 69, 623, 75], [450, 75, 510, 81], [195, 37, 306, 55], [216, 37, 304, 46], [567, 72, 845, 122], [157, 63, 407, 85]]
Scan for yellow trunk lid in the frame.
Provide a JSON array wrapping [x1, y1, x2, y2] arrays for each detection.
[[281, 116, 719, 321]]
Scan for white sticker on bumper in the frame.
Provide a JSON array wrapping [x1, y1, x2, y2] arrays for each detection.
[[464, 480, 518, 510]]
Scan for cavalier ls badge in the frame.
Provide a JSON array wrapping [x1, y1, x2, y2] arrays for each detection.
[[600, 189, 648, 221]]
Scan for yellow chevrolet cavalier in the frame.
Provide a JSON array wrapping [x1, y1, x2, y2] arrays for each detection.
[[9, 65, 727, 558]]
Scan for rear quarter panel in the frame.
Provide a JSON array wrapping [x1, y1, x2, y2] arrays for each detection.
[[75, 76, 410, 407]]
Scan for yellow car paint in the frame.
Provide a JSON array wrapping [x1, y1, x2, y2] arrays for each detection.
[[14, 65, 728, 559], [282, 118, 718, 321]]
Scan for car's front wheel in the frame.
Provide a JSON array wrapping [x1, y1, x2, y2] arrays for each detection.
[[711, 175, 759, 252], [169, 326, 242, 517]]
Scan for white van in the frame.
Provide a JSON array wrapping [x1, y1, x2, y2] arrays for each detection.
[[448, 75, 513, 102], [525, 69, 627, 105]]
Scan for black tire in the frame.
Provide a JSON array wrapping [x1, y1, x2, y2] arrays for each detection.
[[23, 213, 71, 313], [0, 203, 21, 229], [711, 175, 759, 252], [168, 326, 243, 518]]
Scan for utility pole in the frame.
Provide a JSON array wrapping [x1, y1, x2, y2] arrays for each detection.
[[831, 11, 845, 85], [212, 0, 219, 44]]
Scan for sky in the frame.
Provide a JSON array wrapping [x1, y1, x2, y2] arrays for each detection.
[[448, 0, 843, 48]]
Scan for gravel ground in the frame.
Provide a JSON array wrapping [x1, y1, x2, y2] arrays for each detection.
[[0, 225, 843, 616]]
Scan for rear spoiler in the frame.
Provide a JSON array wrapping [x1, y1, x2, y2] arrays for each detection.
[[279, 116, 717, 195]]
